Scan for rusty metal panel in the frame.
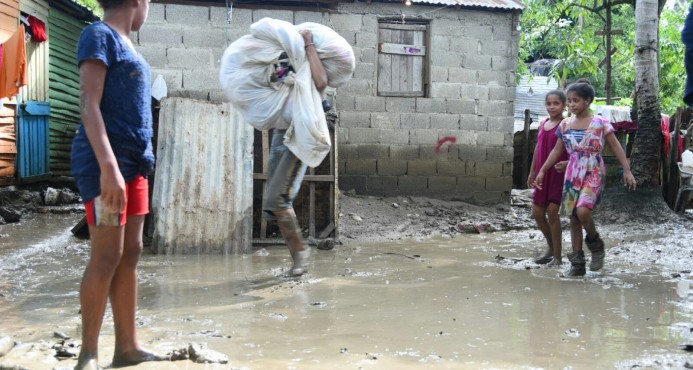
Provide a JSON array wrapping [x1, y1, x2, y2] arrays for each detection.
[[412, 0, 526, 10], [152, 98, 254, 255]]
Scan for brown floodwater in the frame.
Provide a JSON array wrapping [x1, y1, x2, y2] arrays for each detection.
[[0, 214, 690, 369]]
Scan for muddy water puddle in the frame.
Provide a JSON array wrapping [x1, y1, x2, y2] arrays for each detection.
[[0, 214, 691, 369]]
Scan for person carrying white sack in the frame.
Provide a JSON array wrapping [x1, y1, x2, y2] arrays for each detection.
[[220, 18, 354, 276]]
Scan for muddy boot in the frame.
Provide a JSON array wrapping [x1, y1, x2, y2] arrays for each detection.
[[290, 248, 310, 276], [585, 233, 605, 271], [565, 250, 586, 277]]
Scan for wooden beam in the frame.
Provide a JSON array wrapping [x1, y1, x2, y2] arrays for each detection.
[[379, 42, 426, 56]]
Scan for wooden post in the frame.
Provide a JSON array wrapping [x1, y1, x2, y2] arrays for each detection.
[[667, 109, 682, 209], [260, 130, 270, 239], [521, 109, 532, 189]]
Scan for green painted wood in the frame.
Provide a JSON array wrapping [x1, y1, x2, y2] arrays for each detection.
[[48, 7, 92, 178]]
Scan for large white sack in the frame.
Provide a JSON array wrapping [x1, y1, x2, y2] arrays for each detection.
[[219, 18, 354, 167]]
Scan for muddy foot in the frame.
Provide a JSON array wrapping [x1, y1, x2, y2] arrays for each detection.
[[111, 349, 169, 367], [74, 357, 101, 370]]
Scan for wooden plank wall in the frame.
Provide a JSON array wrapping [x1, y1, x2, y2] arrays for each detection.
[[0, 0, 19, 43], [48, 8, 85, 176], [20, 0, 50, 102], [0, 105, 16, 183]]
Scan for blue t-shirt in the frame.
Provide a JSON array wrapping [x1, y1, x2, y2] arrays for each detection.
[[71, 22, 154, 202]]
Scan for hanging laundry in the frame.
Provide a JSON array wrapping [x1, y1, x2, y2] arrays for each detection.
[[0, 25, 29, 100], [27, 16, 47, 43]]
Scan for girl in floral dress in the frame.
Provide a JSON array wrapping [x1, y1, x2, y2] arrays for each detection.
[[534, 80, 637, 277]]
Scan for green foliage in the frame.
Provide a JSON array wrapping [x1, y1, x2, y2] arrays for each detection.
[[519, 1, 687, 115], [74, 0, 103, 18]]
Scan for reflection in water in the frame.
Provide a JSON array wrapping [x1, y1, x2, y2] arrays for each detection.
[[0, 214, 689, 369]]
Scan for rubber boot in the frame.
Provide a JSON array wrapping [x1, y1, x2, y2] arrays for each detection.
[[585, 233, 605, 271], [566, 250, 586, 277]]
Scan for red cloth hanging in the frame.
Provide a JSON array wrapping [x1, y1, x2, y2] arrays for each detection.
[[27, 15, 47, 43]]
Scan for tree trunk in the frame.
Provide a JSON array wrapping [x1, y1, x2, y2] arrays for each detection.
[[630, 0, 662, 187]]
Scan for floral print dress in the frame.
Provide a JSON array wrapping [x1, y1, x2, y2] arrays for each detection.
[[556, 115, 614, 216]]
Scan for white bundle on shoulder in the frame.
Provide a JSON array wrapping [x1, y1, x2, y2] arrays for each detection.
[[219, 18, 355, 168]]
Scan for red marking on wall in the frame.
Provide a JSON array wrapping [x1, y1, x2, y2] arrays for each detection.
[[435, 136, 457, 153]]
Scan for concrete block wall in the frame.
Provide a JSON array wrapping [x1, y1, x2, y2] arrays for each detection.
[[138, 2, 520, 204]]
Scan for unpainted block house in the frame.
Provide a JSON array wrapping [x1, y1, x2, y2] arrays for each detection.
[[138, 0, 525, 204]]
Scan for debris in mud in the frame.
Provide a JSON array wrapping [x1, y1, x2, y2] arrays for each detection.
[[0, 336, 14, 356], [365, 352, 379, 360], [53, 332, 70, 340], [0, 207, 23, 223], [565, 328, 580, 338], [681, 344, 693, 352], [187, 343, 228, 364], [349, 213, 363, 222], [340, 347, 348, 354], [52, 340, 79, 360]]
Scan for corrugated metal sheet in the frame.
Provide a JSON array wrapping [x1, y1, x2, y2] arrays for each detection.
[[152, 98, 254, 255], [17, 101, 51, 182], [411, 0, 526, 10], [0, 104, 17, 184], [20, 0, 50, 102], [48, 7, 88, 177], [514, 75, 559, 120]]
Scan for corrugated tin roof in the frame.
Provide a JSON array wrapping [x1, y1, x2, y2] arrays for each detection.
[[412, 0, 526, 10]]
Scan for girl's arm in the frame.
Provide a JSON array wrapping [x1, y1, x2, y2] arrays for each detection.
[[300, 30, 328, 94], [605, 132, 637, 190], [527, 142, 539, 188], [534, 139, 566, 190], [80, 60, 126, 213]]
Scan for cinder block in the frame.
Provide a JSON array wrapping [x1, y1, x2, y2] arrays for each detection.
[[410, 129, 439, 145], [335, 94, 355, 111], [478, 101, 513, 117], [506, 71, 517, 87], [340, 144, 359, 159], [489, 86, 516, 101], [505, 132, 513, 146], [390, 145, 419, 160], [370, 113, 400, 129], [356, 32, 378, 47], [367, 176, 398, 194], [340, 111, 370, 128], [485, 176, 512, 191], [339, 175, 367, 194], [348, 128, 380, 144], [408, 160, 437, 175], [358, 144, 389, 159], [485, 146, 513, 163], [457, 144, 487, 162], [448, 130, 476, 146], [433, 18, 464, 37], [167, 4, 210, 26], [432, 83, 461, 99], [336, 30, 356, 45], [482, 40, 512, 57], [400, 113, 430, 129], [150, 68, 183, 90], [361, 15, 378, 32], [138, 25, 183, 47], [169, 89, 210, 101], [330, 13, 363, 31], [446, 99, 477, 115], [462, 55, 492, 71], [431, 52, 463, 69], [431, 66, 449, 83], [450, 37, 480, 55], [361, 48, 377, 64], [492, 15, 514, 41], [386, 98, 416, 113], [209, 91, 228, 103], [168, 48, 213, 69], [355, 95, 386, 112], [503, 161, 513, 176], [295, 11, 326, 25], [478, 70, 507, 86], [487, 116, 513, 132], [377, 160, 407, 176], [476, 131, 506, 146], [420, 145, 456, 160], [253, 9, 294, 23], [428, 176, 457, 193], [338, 127, 348, 144], [463, 24, 494, 41], [459, 114, 487, 131], [431, 35, 451, 52], [147, 3, 165, 24], [437, 160, 466, 176], [416, 98, 447, 113], [182, 69, 221, 91], [449, 68, 477, 84], [491, 56, 517, 72], [339, 79, 373, 95], [339, 158, 346, 176], [353, 63, 376, 80], [429, 113, 460, 130], [460, 84, 489, 100], [379, 129, 409, 144], [345, 159, 377, 175], [457, 176, 486, 192], [183, 28, 228, 48], [139, 46, 167, 68], [467, 161, 503, 176], [211, 7, 252, 29], [398, 175, 428, 193]]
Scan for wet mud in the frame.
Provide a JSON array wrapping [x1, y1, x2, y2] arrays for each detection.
[[1, 213, 692, 369]]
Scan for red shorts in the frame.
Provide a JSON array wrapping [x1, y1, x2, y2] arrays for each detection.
[[85, 175, 149, 226]]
